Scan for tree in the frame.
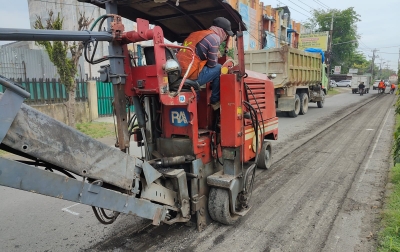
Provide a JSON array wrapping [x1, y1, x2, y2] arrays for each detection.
[[345, 51, 369, 74], [398, 69, 400, 85], [219, 41, 235, 59], [307, 8, 361, 74], [34, 11, 92, 127]]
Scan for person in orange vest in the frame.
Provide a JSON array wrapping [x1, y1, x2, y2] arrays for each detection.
[[177, 17, 234, 110], [378, 80, 385, 92], [391, 83, 396, 94]]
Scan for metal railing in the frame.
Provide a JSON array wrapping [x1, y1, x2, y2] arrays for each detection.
[[0, 78, 87, 105]]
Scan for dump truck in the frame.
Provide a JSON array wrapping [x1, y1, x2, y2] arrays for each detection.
[[245, 46, 328, 117], [351, 75, 371, 94]]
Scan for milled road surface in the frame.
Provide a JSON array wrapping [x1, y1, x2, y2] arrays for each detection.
[[0, 88, 396, 251]]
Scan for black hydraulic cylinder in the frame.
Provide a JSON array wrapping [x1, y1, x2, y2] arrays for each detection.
[[0, 28, 113, 42], [132, 96, 146, 128]]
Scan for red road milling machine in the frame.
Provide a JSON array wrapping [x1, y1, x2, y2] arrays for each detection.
[[0, 0, 278, 231]]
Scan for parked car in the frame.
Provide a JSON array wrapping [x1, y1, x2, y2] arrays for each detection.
[[330, 80, 337, 87], [373, 80, 380, 90], [336, 80, 351, 87]]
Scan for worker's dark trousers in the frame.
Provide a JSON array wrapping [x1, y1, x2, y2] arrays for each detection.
[[197, 64, 222, 104]]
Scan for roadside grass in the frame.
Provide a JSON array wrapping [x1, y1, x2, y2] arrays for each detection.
[[378, 163, 400, 251], [76, 122, 115, 139], [327, 88, 340, 96], [0, 150, 7, 157], [378, 114, 400, 251]]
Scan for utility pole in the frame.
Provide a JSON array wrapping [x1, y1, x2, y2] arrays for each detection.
[[398, 48, 400, 71], [378, 58, 385, 79], [326, 13, 334, 79], [370, 49, 378, 80]]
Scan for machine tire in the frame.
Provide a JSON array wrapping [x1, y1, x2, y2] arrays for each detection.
[[299, 93, 309, 115], [288, 94, 300, 118], [257, 141, 272, 169], [208, 188, 239, 225], [317, 91, 325, 108]]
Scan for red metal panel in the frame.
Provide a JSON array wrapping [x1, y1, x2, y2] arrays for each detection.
[[129, 65, 160, 93], [244, 70, 277, 122], [220, 74, 242, 147], [197, 84, 213, 130]]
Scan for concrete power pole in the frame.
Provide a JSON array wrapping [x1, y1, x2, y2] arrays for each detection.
[[370, 49, 378, 80], [398, 48, 400, 71], [326, 13, 334, 79]]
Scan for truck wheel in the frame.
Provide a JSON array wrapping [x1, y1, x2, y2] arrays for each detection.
[[299, 93, 309, 115], [288, 94, 300, 118], [317, 91, 325, 108], [208, 188, 239, 225], [257, 141, 272, 169]]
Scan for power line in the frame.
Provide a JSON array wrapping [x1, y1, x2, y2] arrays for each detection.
[[278, 1, 312, 19], [359, 41, 371, 50], [317, 0, 331, 9], [297, 0, 318, 12], [288, 0, 314, 15], [378, 45, 400, 49], [377, 51, 400, 55], [314, 0, 330, 9]]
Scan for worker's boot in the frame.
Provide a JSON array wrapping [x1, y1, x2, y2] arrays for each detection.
[[211, 101, 220, 111]]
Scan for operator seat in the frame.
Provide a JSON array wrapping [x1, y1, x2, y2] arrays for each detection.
[[143, 46, 200, 92]]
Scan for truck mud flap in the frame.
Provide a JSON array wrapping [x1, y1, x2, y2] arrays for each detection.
[[278, 96, 295, 112]]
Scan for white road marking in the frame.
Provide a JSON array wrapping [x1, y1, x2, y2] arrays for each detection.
[[366, 129, 374, 131], [356, 109, 391, 191], [61, 203, 80, 216]]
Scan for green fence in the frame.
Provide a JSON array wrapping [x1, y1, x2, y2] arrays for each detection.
[[96, 80, 134, 117], [0, 78, 87, 105]]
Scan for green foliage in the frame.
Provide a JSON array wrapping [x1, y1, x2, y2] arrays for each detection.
[[378, 162, 400, 251], [398, 69, 400, 85], [378, 112, 400, 251], [327, 87, 340, 95], [349, 51, 370, 74], [76, 122, 115, 139], [34, 11, 77, 93], [309, 8, 361, 74], [394, 115, 400, 164], [219, 41, 235, 59]]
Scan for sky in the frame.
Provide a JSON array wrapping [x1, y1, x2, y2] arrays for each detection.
[[0, 0, 399, 71]]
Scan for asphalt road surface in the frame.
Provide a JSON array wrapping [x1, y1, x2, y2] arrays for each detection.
[[0, 87, 395, 251]]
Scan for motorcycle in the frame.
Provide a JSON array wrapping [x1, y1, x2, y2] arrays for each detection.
[[359, 88, 364, 96]]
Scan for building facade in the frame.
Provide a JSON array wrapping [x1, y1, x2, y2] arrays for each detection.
[[226, 0, 302, 50]]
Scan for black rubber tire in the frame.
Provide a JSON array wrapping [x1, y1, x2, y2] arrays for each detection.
[[299, 93, 309, 115], [317, 91, 325, 108], [208, 188, 239, 225], [288, 94, 300, 118], [257, 141, 272, 169]]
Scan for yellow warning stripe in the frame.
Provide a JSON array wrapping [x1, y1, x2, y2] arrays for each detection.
[[245, 122, 278, 141]]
